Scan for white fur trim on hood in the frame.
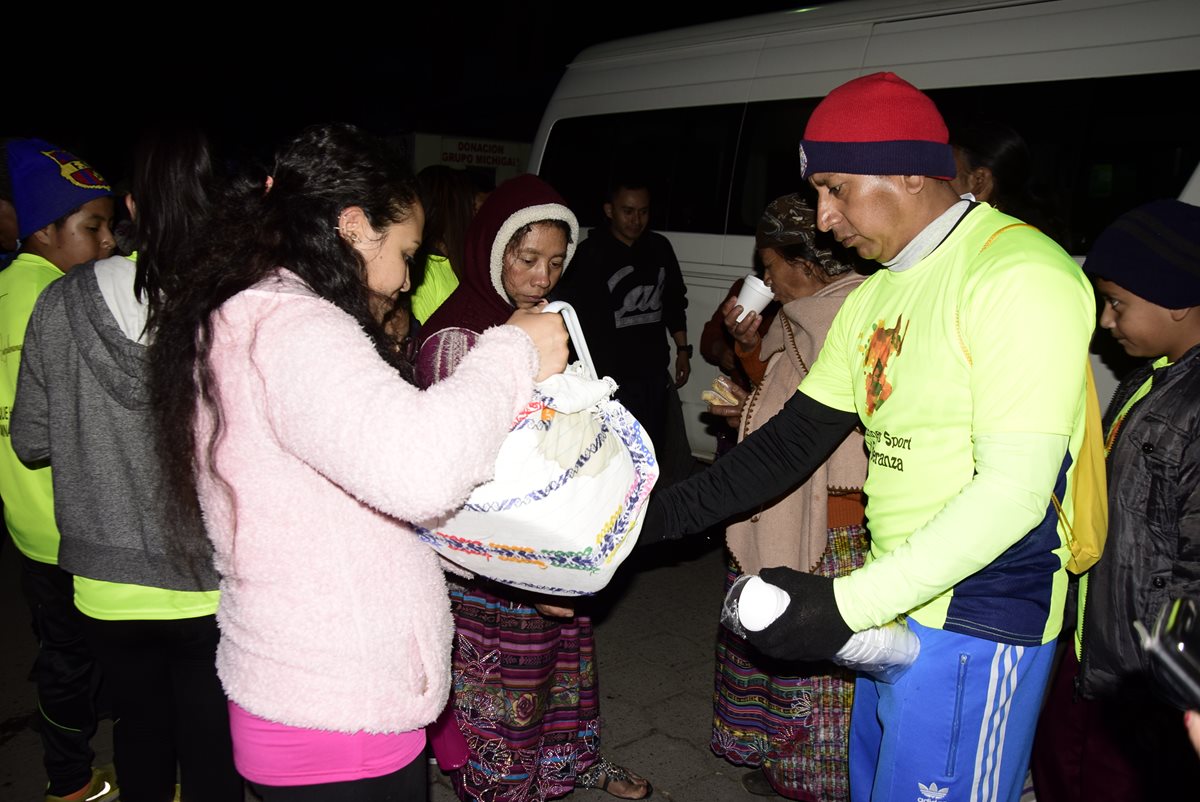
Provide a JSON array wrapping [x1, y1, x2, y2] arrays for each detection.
[[488, 203, 580, 303]]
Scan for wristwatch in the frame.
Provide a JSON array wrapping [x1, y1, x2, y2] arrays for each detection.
[[677, 344, 693, 358]]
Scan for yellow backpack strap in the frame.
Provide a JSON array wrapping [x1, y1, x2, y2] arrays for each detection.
[[973, 222, 1105, 572], [1060, 359, 1109, 574], [979, 223, 1037, 253]]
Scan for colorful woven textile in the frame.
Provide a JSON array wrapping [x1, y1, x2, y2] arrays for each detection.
[[449, 582, 599, 802], [712, 523, 868, 801]]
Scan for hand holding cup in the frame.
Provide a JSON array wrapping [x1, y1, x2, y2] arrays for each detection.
[[734, 273, 774, 322]]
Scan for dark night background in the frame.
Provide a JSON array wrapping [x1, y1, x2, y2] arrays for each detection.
[[9, 4, 804, 182]]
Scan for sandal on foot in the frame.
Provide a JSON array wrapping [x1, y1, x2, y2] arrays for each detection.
[[578, 756, 653, 800], [741, 768, 779, 796]]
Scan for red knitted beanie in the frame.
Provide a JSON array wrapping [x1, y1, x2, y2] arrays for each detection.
[[799, 72, 955, 180]]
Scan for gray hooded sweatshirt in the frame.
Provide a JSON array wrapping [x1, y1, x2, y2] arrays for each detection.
[[10, 255, 217, 591]]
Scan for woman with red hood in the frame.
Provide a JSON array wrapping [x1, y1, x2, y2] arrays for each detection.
[[417, 174, 652, 801]]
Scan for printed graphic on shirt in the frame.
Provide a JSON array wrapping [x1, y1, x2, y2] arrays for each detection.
[[863, 427, 911, 473], [859, 315, 909, 415], [609, 265, 665, 329], [0, 334, 18, 366]]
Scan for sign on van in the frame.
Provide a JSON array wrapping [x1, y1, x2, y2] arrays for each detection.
[[410, 133, 531, 184]]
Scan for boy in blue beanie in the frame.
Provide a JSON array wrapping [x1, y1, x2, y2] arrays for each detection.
[[1032, 198, 1200, 801], [0, 138, 117, 802]]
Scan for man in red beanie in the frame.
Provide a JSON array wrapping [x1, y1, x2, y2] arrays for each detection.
[[647, 72, 1095, 802]]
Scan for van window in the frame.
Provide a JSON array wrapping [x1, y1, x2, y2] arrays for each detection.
[[726, 97, 822, 237], [929, 71, 1200, 253], [542, 72, 1198, 255], [539, 104, 743, 233], [724, 71, 1200, 252]]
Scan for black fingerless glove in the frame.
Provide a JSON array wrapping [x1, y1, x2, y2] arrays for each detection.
[[745, 566, 854, 662]]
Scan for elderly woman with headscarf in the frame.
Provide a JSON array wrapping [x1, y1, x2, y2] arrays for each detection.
[[707, 194, 868, 801]]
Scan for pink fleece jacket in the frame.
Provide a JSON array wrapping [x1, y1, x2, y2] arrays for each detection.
[[198, 270, 538, 734]]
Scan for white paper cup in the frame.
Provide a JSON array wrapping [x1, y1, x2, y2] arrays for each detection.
[[734, 274, 774, 322], [738, 576, 790, 631]]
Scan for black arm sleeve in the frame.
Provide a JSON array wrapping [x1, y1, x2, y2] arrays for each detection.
[[643, 390, 859, 542]]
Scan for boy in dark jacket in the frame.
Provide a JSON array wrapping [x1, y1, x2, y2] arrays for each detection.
[[1033, 198, 1200, 802]]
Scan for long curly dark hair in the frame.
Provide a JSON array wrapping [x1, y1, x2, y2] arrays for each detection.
[[131, 124, 214, 333], [148, 122, 421, 532]]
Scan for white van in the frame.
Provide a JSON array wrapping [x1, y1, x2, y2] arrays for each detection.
[[530, 0, 1200, 459]]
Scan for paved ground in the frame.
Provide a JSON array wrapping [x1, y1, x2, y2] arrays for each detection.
[[1, 514, 775, 801]]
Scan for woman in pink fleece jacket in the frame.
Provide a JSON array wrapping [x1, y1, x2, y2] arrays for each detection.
[[145, 124, 567, 801]]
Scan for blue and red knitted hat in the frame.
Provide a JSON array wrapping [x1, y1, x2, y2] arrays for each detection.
[[7, 138, 111, 239], [799, 72, 956, 180]]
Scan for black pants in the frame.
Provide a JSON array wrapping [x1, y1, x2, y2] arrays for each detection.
[[615, 373, 668, 453], [19, 554, 99, 796], [251, 757, 427, 802], [81, 614, 243, 802], [617, 372, 692, 488]]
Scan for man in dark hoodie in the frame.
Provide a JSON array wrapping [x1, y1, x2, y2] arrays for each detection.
[[555, 179, 690, 455]]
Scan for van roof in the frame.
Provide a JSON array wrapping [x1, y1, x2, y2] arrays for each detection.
[[552, 0, 1198, 107], [573, 0, 1048, 61]]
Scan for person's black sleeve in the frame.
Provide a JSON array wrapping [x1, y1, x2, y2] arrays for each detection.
[[641, 390, 858, 543]]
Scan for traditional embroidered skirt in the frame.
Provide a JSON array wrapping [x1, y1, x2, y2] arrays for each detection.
[[711, 519, 868, 802], [449, 582, 599, 802]]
